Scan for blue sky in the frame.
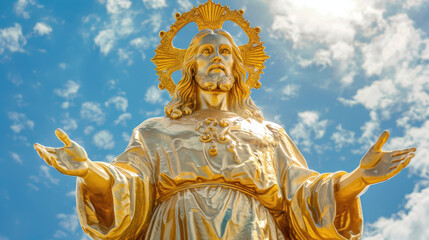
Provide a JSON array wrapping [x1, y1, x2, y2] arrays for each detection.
[[1, 0, 429, 239]]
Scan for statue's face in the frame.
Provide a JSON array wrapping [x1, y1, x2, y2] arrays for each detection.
[[195, 33, 234, 92]]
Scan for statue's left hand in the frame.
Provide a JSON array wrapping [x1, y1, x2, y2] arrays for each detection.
[[359, 130, 416, 185]]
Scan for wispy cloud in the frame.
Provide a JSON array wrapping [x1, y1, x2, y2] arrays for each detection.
[[0, 235, 10, 240], [8, 112, 34, 133], [93, 130, 114, 149], [105, 95, 128, 112], [122, 131, 131, 142], [361, 14, 423, 77], [83, 126, 94, 135], [0, 23, 26, 55], [33, 22, 52, 36], [290, 111, 329, 153], [54, 80, 80, 109], [80, 102, 105, 125], [14, 0, 38, 19], [54, 208, 80, 238], [177, 0, 192, 11], [364, 182, 429, 240], [105, 0, 131, 14], [114, 112, 132, 126], [58, 62, 67, 69], [330, 124, 356, 151], [144, 85, 166, 104], [9, 152, 23, 165], [281, 84, 300, 100], [94, 0, 135, 55], [142, 0, 167, 9], [61, 113, 78, 131], [40, 165, 59, 185]]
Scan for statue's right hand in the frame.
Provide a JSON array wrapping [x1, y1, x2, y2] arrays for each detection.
[[34, 128, 89, 177]]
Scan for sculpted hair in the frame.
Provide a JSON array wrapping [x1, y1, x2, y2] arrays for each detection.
[[164, 29, 263, 122]]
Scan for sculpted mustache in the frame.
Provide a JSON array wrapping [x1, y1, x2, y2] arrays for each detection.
[[208, 64, 226, 72]]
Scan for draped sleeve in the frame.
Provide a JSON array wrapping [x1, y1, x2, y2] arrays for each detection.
[[76, 126, 156, 240], [266, 122, 363, 240]]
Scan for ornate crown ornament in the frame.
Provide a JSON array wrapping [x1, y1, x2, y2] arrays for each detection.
[[151, 0, 269, 95]]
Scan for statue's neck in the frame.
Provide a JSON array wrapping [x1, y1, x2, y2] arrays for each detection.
[[195, 88, 229, 111]]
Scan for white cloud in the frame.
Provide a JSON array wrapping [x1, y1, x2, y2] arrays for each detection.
[[402, 0, 428, 9], [8, 73, 23, 86], [0, 235, 9, 240], [93, 130, 115, 149], [8, 112, 34, 133], [54, 80, 80, 109], [33, 22, 52, 36], [130, 35, 157, 49], [281, 84, 300, 100], [144, 85, 165, 104], [344, 63, 429, 146], [361, 14, 423, 76], [146, 13, 162, 33], [83, 126, 94, 135], [105, 96, 128, 112], [142, 0, 167, 9], [122, 132, 131, 142], [94, 0, 136, 55], [14, 94, 25, 107], [81, 102, 106, 125], [57, 212, 79, 232], [53, 230, 67, 238], [54, 80, 80, 98], [40, 165, 59, 185], [94, 29, 116, 55], [106, 0, 131, 14], [117, 48, 133, 65], [385, 120, 429, 178], [330, 124, 356, 151], [10, 152, 23, 164], [270, 0, 357, 46], [365, 183, 429, 240], [290, 111, 328, 152], [59, 62, 67, 69], [114, 112, 132, 126], [61, 113, 78, 131], [0, 23, 26, 55], [105, 154, 115, 162], [54, 209, 80, 238], [14, 0, 37, 19], [178, 0, 192, 10], [66, 191, 76, 197]]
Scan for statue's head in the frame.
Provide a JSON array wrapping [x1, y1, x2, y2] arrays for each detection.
[[165, 29, 263, 121]]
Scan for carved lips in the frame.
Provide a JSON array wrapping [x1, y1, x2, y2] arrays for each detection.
[[208, 64, 226, 73]]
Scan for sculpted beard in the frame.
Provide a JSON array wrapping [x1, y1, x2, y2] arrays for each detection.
[[195, 70, 235, 92]]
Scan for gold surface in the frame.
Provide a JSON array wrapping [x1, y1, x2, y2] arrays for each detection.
[[151, 0, 269, 94], [33, 1, 416, 239]]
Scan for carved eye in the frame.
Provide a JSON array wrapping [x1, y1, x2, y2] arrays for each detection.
[[202, 49, 210, 54], [221, 48, 230, 54]]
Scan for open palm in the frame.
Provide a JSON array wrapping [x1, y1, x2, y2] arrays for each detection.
[[360, 131, 416, 185], [34, 129, 89, 177]]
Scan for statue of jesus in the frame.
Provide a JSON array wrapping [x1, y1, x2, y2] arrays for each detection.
[[33, 1, 416, 239]]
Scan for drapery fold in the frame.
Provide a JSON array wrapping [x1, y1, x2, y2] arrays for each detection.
[[76, 116, 363, 239]]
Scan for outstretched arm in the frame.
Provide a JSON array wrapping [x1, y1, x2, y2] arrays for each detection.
[[34, 129, 112, 195], [335, 131, 416, 202]]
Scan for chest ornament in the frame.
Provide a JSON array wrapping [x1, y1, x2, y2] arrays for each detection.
[[195, 117, 239, 162]]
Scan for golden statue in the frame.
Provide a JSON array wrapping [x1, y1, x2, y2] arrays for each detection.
[[34, 1, 416, 239]]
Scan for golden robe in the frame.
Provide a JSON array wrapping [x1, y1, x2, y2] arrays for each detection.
[[76, 110, 363, 239]]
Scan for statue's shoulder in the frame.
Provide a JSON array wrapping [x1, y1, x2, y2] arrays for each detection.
[[134, 116, 172, 132], [262, 120, 287, 136]]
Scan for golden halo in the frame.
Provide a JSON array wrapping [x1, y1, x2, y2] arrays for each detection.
[[151, 0, 269, 95]]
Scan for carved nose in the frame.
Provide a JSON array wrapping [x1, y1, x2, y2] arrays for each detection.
[[212, 56, 221, 62]]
